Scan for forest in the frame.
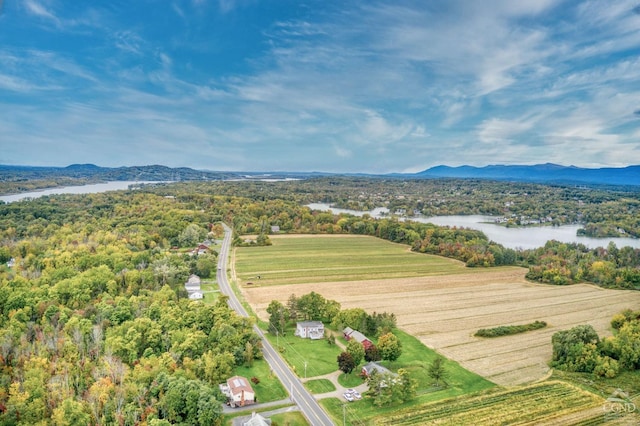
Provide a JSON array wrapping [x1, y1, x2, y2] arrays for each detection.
[[1, 177, 640, 423], [0, 191, 260, 425]]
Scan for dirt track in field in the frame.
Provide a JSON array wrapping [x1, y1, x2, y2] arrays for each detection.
[[240, 267, 640, 387]]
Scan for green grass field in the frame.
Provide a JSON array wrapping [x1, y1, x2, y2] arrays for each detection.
[[263, 325, 343, 377], [235, 235, 479, 285], [305, 378, 336, 394]]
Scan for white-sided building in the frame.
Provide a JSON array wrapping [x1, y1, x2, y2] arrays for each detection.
[[220, 376, 256, 408], [295, 321, 325, 340], [185, 274, 202, 299]]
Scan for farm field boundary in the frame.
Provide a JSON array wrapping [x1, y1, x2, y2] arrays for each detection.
[[236, 235, 640, 386]]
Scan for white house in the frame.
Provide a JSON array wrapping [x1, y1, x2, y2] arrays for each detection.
[[219, 376, 255, 408], [185, 274, 201, 298], [295, 321, 325, 340]]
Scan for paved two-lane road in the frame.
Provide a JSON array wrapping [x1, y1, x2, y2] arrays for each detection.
[[216, 224, 335, 426]]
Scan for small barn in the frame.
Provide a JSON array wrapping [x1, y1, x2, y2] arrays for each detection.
[[343, 327, 373, 349], [220, 376, 256, 408], [295, 321, 325, 340]]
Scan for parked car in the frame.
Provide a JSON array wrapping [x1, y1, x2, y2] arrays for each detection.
[[343, 392, 354, 402]]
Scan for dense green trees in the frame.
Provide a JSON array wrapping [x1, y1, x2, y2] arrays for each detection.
[[524, 240, 640, 289], [366, 368, 416, 407], [346, 339, 365, 367], [0, 191, 253, 425], [266, 300, 289, 335], [378, 333, 402, 363], [337, 352, 356, 374], [331, 308, 398, 337], [285, 292, 341, 323], [551, 311, 640, 378]]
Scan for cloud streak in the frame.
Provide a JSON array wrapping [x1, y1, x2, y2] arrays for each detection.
[[1, 0, 639, 172]]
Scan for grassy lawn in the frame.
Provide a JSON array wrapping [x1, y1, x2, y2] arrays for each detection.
[[390, 329, 495, 396], [235, 235, 480, 286], [263, 326, 342, 378], [200, 282, 219, 303], [338, 372, 365, 388], [305, 378, 336, 394], [270, 411, 309, 426], [232, 359, 288, 403], [319, 329, 496, 425]]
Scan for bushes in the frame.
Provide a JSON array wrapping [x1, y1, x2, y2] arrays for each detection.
[[475, 321, 547, 338]]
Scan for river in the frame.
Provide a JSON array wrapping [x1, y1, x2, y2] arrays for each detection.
[[0, 181, 160, 203], [4, 184, 638, 250], [306, 203, 640, 250]]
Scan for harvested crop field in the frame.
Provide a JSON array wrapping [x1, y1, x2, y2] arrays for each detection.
[[237, 235, 640, 387]]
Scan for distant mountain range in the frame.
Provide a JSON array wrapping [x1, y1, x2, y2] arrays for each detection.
[[410, 163, 640, 186], [1, 163, 639, 187]]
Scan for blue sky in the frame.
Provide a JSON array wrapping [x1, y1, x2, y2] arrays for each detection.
[[1, 0, 639, 173]]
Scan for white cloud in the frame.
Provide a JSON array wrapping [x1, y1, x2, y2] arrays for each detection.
[[24, 0, 59, 24], [477, 118, 535, 145]]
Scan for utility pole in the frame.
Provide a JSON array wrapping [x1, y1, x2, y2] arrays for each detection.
[[304, 361, 308, 379]]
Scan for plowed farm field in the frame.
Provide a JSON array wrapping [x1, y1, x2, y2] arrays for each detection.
[[236, 235, 640, 386]]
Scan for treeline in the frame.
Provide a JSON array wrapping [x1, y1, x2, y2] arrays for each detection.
[[523, 240, 640, 288], [551, 309, 640, 378], [146, 176, 640, 237]]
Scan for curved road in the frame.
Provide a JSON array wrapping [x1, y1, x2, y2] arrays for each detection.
[[217, 224, 335, 426]]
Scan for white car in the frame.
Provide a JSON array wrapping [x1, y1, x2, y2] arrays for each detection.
[[343, 393, 354, 402], [353, 391, 362, 400]]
